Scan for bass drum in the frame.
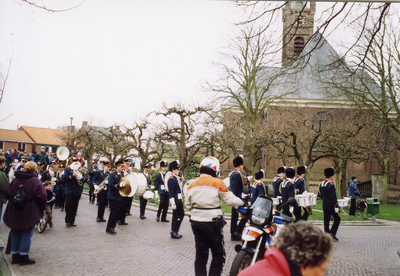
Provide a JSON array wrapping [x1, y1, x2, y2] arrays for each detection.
[[182, 178, 196, 198], [127, 173, 148, 197]]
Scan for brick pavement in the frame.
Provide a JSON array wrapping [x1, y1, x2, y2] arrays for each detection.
[[1, 195, 399, 276]]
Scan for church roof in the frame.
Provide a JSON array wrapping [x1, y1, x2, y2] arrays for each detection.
[[269, 32, 350, 101]]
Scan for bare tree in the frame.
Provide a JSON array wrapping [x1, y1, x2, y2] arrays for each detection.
[[124, 119, 169, 168], [208, 26, 289, 176], [151, 103, 213, 177]]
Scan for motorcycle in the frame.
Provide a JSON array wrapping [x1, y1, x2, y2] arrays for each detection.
[[229, 196, 297, 276]]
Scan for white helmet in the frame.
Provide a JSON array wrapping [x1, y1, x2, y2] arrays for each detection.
[[200, 156, 220, 173]]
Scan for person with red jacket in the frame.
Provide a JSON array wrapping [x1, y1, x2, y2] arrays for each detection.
[[238, 221, 332, 276]]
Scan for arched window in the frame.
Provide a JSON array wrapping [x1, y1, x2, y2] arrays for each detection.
[[312, 111, 333, 132], [294, 37, 305, 57]]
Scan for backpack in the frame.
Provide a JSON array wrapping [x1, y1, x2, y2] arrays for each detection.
[[13, 183, 26, 209]]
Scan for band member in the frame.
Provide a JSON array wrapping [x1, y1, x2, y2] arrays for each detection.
[[54, 164, 64, 209], [94, 161, 110, 222], [251, 170, 266, 203], [106, 160, 126, 234], [294, 166, 310, 220], [40, 162, 56, 183], [139, 165, 151, 219], [279, 167, 299, 219], [168, 161, 184, 239], [186, 156, 244, 275], [87, 161, 98, 204], [62, 158, 87, 227], [230, 155, 245, 241], [319, 167, 340, 242], [121, 160, 133, 216], [155, 161, 169, 222], [273, 166, 286, 198]]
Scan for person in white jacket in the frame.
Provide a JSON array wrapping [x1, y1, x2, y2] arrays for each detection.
[[186, 156, 244, 276]]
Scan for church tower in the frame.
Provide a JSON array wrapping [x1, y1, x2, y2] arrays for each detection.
[[282, 1, 316, 68]]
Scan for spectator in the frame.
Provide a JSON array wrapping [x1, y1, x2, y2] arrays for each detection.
[[4, 149, 11, 159], [3, 161, 47, 265], [238, 221, 332, 276], [29, 151, 37, 162], [0, 156, 10, 249], [34, 147, 49, 165], [348, 176, 361, 216], [47, 152, 55, 163], [5, 149, 17, 167], [75, 152, 84, 165]]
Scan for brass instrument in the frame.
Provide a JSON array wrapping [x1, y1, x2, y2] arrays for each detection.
[[56, 146, 70, 161], [118, 176, 132, 197], [70, 162, 85, 186], [94, 177, 108, 195]]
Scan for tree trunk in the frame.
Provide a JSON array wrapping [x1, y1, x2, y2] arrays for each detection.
[[340, 159, 348, 198], [382, 157, 389, 204]]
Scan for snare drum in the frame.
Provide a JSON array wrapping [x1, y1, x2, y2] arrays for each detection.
[[295, 194, 308, 207], [337, 199, 349, 207]]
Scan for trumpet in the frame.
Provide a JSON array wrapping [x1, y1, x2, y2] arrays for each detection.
[[94, 177, 108, 195]]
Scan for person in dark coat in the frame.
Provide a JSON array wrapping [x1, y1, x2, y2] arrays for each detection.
[[251, 170, 266, 203], [319, 167, 341, 242], [139, 164, 152, 219], [230, 155, 245, 241], [106, 160, 125, 234], [62, 159, 87, 227], [155, 161, 169, 222], [168, 161, 184, 239], [3, 161, 47, 265]]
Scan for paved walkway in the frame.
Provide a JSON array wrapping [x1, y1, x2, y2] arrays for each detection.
[[1, 195, 399, 276]]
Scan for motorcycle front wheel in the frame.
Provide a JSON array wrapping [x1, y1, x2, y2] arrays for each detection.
[[37, 213, 48, 233], [229, 250, 253, 276]]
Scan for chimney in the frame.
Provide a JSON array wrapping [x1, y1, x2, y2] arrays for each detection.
[[67, 125, 76, 133], [82, 121, 88, 128]]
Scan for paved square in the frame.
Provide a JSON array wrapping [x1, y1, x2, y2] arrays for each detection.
[[1, 196, 399, 275]]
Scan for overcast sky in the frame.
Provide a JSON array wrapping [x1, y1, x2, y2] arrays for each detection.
[[0, 0, 247, 130], [0, 1, 395, 131]]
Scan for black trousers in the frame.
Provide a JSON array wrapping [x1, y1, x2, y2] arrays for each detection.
[[139, 196, 147, 217], [230, 207, 239, 235], [191, 221, 226, 276], [97, 193, 107, 220], [88, 183, 95, 203], [54, 190, 62, 207], [125, 196, 133, 215], [171, 202, 184, 233], [118, 199, 127, 223], [107, 200, 120, 230], [350, 197, 357, 216], [157, 193, 169, 220], [323, 210, 341, 236], [65, 194, 81, 224]]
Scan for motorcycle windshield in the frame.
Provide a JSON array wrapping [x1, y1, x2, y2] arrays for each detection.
[[251, 196, 273, 222]]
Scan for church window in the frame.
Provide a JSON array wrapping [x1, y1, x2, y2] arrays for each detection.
[[294, 37, 305, 57], [312, 111, 332, 132]]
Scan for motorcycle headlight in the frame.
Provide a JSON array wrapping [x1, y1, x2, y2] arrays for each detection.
[[251, 215, 266, 226]]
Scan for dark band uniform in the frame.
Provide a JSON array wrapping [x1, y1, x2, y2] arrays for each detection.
[[251, 180, 265, 203], [88, 166, 98, 204], [155, 171, 169, 221], [62, 167, 87, 226], [272, 176, 283, 198], [139, 171, 151, 218], [168, 174, 184, 236], [229, 170, 244, 237], [319, 180, 341, 236], [94, 169, 109, 221], [106, 170, 125, 233], [294, 175, 309, 220]]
